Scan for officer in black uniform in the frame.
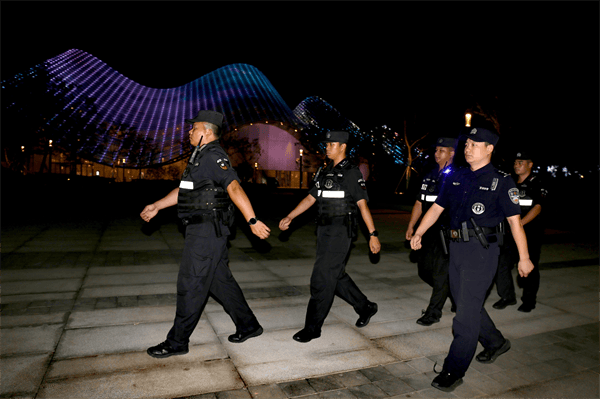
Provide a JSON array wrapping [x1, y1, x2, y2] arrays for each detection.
[[410, 127, 534, 392], [141, 110, 271, 358], [279, 130, 381, 343], [493, 151, 547, 312], [406, 137, 456, 326]]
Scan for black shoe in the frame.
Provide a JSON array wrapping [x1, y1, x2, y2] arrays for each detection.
[[147, 341, 189, 358], [518, 303, 536, 312], [356, 302, 378, 327], [492, 298, 517, 309], [451, 305, 457, 313], [228, 325, 263, 343], [293, 328, 321, 343], [476, 339, 511, 364], [431, 370, 463, 392], [416, 312, 440, 326]]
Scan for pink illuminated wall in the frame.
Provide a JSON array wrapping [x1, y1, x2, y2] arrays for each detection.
[[237, 124, 306, 171]]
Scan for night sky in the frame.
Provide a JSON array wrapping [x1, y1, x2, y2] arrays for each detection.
[[2, 2, 598, 169]]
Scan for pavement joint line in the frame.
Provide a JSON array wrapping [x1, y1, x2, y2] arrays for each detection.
[[2, 211, 597, 398], [29, 220, 110, 399]]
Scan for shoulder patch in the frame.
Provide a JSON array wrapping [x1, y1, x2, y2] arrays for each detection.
[[358, 178, 367, 190], [216, 158, 230, 170], [508, 188, 520, 204]]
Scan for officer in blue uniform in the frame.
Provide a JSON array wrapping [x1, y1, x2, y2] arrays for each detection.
[[493, 151, 547, 312], [279, 131, 381, 343], [141, 110, 271, 358], [410, 127, 534, 392], [406, 137, 457, 326]]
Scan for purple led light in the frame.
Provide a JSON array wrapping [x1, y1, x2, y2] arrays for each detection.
[[3, 49, 301, 167]]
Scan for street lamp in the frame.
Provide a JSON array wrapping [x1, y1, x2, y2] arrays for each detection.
[[299, 149, 304, 189]]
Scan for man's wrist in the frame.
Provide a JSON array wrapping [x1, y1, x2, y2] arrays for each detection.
[[248, 217, 258, 226]]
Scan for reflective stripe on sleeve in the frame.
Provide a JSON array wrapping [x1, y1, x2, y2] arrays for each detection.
[[425, 195, 438, 202]]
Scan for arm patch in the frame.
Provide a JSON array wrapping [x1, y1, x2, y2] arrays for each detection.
[[216, 158, 230, 170]]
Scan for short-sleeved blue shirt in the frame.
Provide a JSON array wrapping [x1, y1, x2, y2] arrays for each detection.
[[435, 163, 521, 229]]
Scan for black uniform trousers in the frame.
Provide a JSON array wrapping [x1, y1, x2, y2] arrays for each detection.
[[417, 227, 454, 318], [166, 222, 259, 349], [495, 229, 541, 306], [304, 222, 371, 333], [443, 238, 506, 378]]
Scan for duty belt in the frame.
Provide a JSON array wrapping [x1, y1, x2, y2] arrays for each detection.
[[446, 226, 495, 240], [181, 213, 214, 226]]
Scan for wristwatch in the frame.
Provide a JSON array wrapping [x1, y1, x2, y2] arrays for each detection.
[[248, 217, 258, 226], [369, 230, 378, 237]]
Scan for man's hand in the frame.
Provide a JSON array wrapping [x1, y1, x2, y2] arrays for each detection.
[[517, 258, 534, 277], [410, 234, 423, 250], [279, 217, 292, 231], [251, 220, 271, 239], [405, 226, 415, 240], [141, 204, 159, 222], [370, 236, 381, 254]]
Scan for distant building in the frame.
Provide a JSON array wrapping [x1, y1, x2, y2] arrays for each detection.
[[2, 49, 408, 187]]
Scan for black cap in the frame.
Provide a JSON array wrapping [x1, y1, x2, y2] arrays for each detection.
[[322, 131, 349, 144], [435, 137, 457, 148], [515, 151, 533, 162], [185, 110, 224, 128], [462, 127, 499, 146]]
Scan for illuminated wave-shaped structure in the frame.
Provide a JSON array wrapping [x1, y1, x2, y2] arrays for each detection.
[[3, 49, 409, 169], [293, 96, 407, 164], [2, 49, 301, 168]]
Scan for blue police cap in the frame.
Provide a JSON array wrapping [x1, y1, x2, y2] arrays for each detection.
[[185, 110, 224, 128], [322, 131, 349, 144], [515, 151, 534, 162], [435, 137, 457, 148], [463, 127, 499, 146]]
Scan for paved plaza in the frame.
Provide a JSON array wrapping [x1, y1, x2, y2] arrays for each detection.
[[1, 188, 598, 399]]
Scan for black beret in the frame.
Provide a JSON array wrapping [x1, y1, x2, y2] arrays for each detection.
[[185, 110, 224, 128]]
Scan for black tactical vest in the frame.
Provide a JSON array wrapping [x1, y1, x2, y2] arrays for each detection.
[[177, 145, 233, 220], [315, 159, 357, 221]]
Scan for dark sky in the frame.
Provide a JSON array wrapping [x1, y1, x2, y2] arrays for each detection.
[[2, 1, 598, 168]]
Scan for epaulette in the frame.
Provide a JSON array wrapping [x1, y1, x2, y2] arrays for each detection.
[[337, 158, 355, 170], [496, 169, 511, 178]]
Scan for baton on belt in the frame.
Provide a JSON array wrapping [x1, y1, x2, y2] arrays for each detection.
[[470, 217, 489, 249], [212, 209, 222, 238]]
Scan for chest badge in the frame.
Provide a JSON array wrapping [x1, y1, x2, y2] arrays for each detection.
[[324, 179, 334, 189], [472, 202, 485, 215]]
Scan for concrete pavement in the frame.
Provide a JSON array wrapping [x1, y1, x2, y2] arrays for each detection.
[[2, 201, 598, 398]]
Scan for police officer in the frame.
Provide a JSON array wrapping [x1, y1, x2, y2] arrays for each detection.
[[279, 130, 381, 343], [141, 110, 270, 358], [406, 137, 456, 326], [410, 127, 534, 392], [493, 151, 546, 312]]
